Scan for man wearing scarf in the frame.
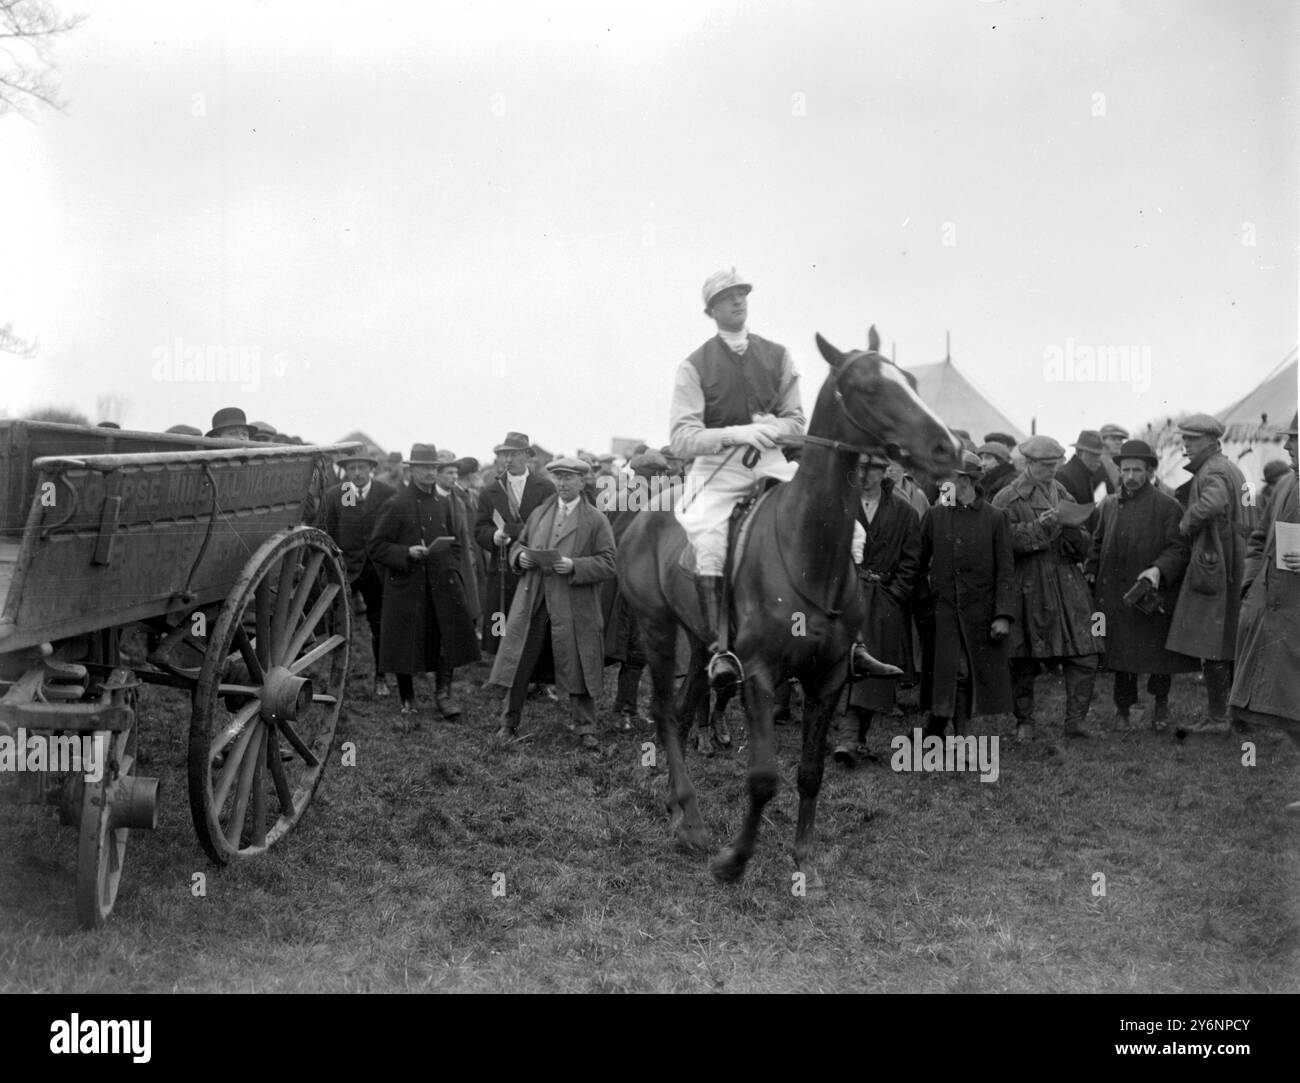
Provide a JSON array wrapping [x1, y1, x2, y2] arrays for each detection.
[[368, 443, 481, 726], [992, 435, 1102, 740], [1230, 413, 1300, 810], [1084, 440, 1195, 730]]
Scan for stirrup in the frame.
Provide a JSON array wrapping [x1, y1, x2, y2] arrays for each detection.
[[706, 650, 743, 688]]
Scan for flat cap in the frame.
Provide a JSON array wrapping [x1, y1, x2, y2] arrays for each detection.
[[1099, 423, 1129, 439], [982, 432, 1018, 449], [1262, 459, 1291, 485], [858, 450, 891, 468], [1177, 413, 1225, 438], [547, 456, 592, 476], [454, 456, 480, 475], [1019, 435, 1066, 461], [953, 451, 984, 478], [629, 450, 669, 476], [976, 442, 1012, 463], [166, 424, 202, 436]]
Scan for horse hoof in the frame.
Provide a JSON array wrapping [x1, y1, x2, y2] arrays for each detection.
[[676, 823, 709, 853], [709, 846, 747, 884]]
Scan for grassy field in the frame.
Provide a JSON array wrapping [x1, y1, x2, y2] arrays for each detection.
[[2, 636, 1298, 993]]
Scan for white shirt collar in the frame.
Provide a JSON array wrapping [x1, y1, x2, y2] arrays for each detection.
[[558, 495, 581, 514], [435, 485, 452, 498], [718, 327, 749, 355]]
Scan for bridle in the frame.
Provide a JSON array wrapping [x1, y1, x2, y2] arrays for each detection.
[[794, 351, 897, 459]]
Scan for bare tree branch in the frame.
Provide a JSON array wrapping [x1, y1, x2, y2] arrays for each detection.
[[0, 0, 85, 118]]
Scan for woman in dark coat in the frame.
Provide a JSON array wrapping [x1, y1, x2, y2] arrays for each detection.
[[918, 455, 1016, 735], [368, 445, 481, 723]]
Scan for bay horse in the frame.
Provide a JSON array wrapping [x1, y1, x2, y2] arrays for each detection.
[[617, 330, 958, 889]]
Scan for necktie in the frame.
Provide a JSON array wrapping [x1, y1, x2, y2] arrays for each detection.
[[506, 477, 521, 520]]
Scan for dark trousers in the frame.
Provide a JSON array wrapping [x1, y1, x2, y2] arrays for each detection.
[[614, 664, 644, 714], [1203, 659, 1235, 720], [1113, 671, 1172, 710], [354, 562, 385, 678], [393, 578, 453, 702], [1010, 655, 1098, 727]]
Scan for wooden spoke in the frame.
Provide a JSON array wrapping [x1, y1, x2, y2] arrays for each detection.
[[282, 583, 340, 665], [268, 550, 300, 667], [276, 550, 325, 662], [209, 699, 260, 761], [277, 717, 319, 768], [310, 693, 338, 705], [254, 578, 273, 669], [288, 633, 347, 676], [232, 625, 265, 684], [213, 717, 260, 812], [266, 729, 296, 818], [250, 729, 269, 848], [225, 721, 265, 848]]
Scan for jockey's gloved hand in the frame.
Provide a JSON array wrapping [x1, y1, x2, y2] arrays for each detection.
[[724, 421, 780, 452]]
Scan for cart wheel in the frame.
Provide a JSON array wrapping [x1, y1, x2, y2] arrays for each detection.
[[75, 726, 135, 928], [188, 527, 351, 864]]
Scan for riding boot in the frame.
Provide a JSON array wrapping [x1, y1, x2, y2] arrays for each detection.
[[850, 639, 903, 679], [1189, 660, 1233, 734], [696, 575, 741, 688]]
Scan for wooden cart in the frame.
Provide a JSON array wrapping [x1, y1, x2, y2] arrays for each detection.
[[0, 421, 358, 927]]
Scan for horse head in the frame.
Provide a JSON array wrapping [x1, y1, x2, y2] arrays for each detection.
[[813, 329, 960, 477]]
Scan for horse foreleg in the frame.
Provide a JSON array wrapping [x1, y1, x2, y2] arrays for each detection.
[[792, 668, 845, 894], [710, 663, 778, 884], [647, 630, 707, 853]]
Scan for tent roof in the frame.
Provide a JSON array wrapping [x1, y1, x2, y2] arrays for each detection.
[[336, 429, 385, 456], [1216, 349, 1298, 442], [906, 358, 1027, 444]]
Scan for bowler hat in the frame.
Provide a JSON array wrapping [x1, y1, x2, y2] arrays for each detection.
[[1072, 430, 1105, 454], [1177, 413, 1225, 438], [493, 432, 534, 455], [404, 443, 440, 466], [702, 267, 752, 309], [207, 406, 249, 437], [547, 456, 592, 477], [1116, 439, 1159, 469], [976, 442, 1011, 464], [1019, 435, 1066, 462]]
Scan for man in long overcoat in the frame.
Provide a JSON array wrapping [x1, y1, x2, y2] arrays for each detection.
[[1084, 440, 1195, 730], [475, 432, 556, 656], [992, 435, 1103, 739], [433, 451, 481, 631], [487, 457, 617, 750], [317, 452, 396, 697], [917, 452, 1016, 736], [833, 452, 922, 765], [1164, 414, 1247, 733], [1230, 413, 1300, 809], [368, 443, 481, 725]]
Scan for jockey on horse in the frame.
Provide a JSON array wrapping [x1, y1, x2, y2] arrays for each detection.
[[670, 267, 903, 688]]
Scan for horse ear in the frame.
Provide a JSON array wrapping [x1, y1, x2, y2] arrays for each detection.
[[815, 333, 846, 368], [867, 325, 881, 353]]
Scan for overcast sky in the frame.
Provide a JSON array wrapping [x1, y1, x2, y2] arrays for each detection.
[[1, 0, 1296, 459]]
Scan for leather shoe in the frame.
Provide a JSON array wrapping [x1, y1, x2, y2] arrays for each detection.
[[832, 743, 856, 767], [436, 693, 462, 719]]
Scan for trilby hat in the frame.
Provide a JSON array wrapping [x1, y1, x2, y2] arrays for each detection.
[[404, 443, 440, 466]]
